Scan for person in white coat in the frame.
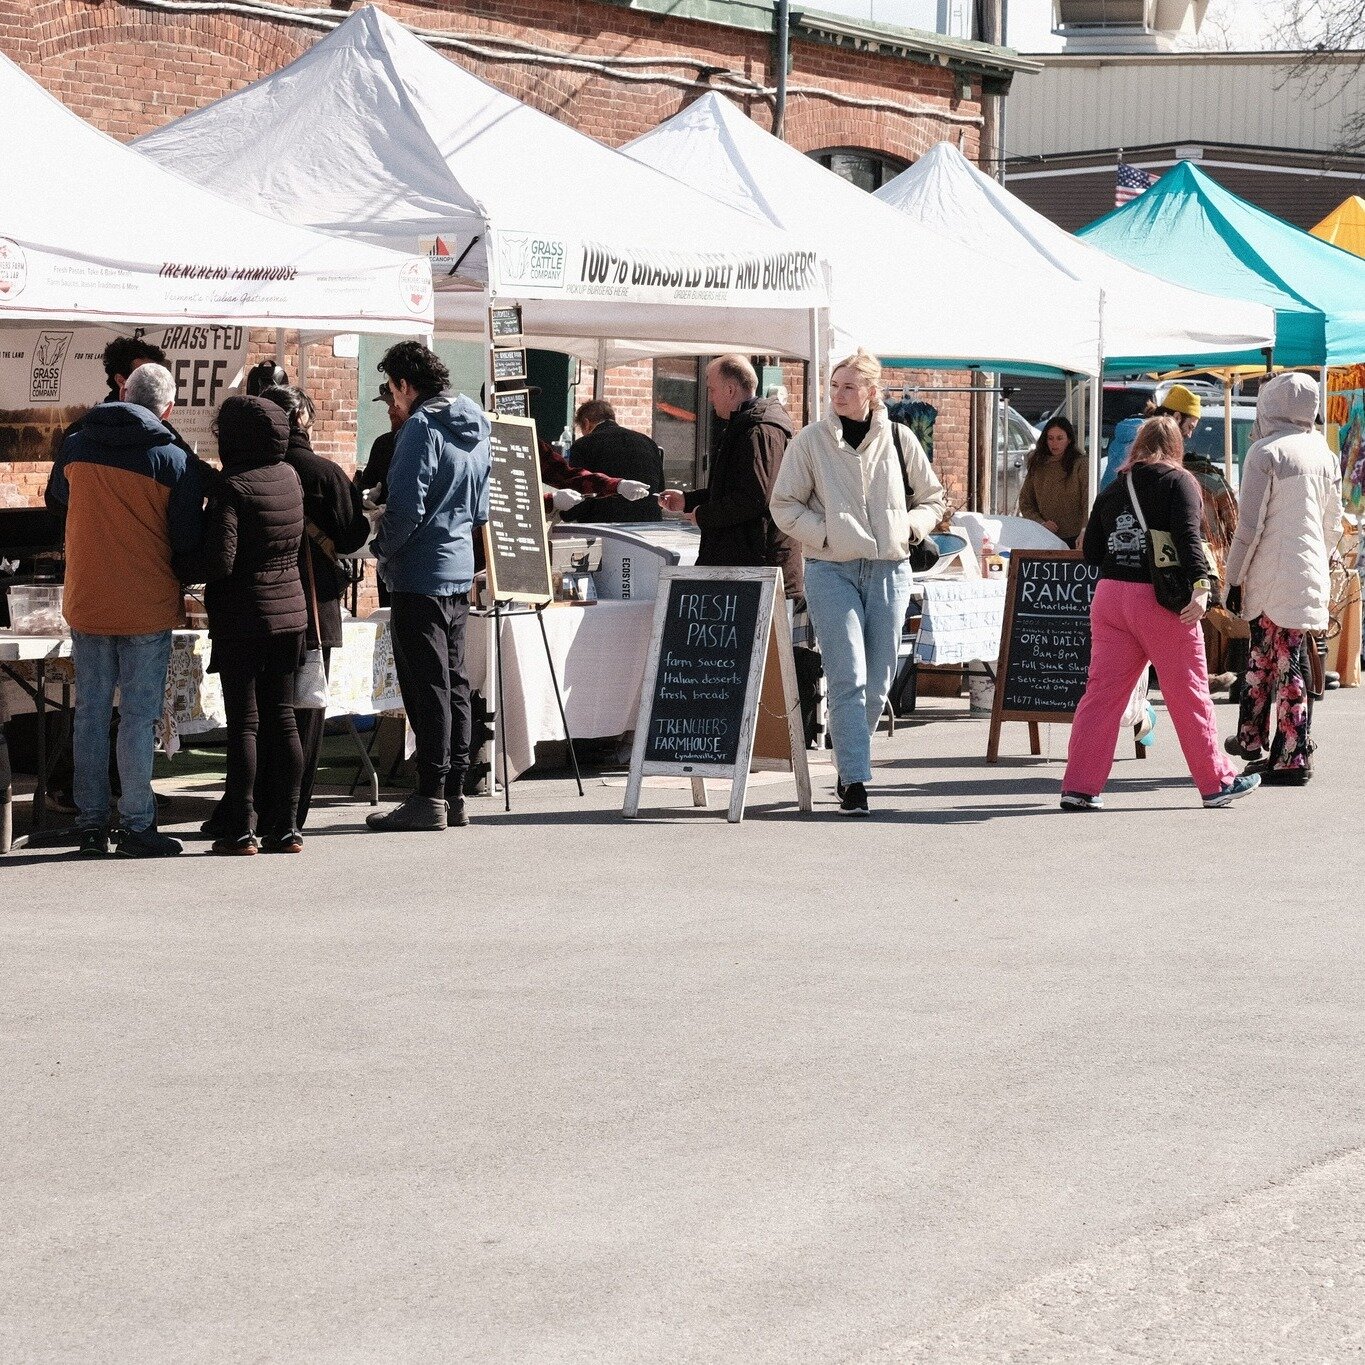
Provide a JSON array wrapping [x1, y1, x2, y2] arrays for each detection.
[[1224, 372, 1344, 785], [770, 348, 946, 816]]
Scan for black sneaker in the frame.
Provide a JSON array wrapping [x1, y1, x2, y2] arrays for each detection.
[[77, 827, 110, 857], [838, 781, 869, 816], [1059, 791, 1103, 811], [114, 825, 184, 858], [446, 799, 470, 829], [1259, 765, 1312, 787], [366, 794, 448, 832], [1224, 735, 1263, 760], [211, 833, 259, 856]]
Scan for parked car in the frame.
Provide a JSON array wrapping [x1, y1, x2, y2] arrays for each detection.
[[998, 403, 1039, 512]]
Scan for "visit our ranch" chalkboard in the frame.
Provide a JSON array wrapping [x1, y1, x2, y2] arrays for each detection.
[[987, 550, 1099, 761]]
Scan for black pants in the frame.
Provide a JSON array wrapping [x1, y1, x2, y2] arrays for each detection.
[[219, 664, 303, 839], [390, 591, 471, 800]]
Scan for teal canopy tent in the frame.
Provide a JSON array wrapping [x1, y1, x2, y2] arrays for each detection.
[[1078, 162, 1365, 368]]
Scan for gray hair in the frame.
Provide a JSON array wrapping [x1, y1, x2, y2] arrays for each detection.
[[708, 353, 759, 396], [123, 363, 177, 416]]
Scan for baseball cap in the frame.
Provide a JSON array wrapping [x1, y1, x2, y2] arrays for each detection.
[[373, 382, 393, 403]]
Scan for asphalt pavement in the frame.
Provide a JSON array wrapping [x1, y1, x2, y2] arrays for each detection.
[[3, 685, 1363, 1363]]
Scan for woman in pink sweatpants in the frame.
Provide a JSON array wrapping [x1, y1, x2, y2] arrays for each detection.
[[1062, 416, 1258, 811]]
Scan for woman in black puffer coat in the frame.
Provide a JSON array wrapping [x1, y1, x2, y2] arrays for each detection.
[[179, 396, 307, 854]]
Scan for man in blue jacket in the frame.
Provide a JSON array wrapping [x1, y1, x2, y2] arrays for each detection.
[[367, 342, 490, 833]]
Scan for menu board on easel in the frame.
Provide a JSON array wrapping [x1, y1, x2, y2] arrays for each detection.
[[483, 414, 552, 605], [987, 550, 1097, 761], [623, 566, 811, 823]]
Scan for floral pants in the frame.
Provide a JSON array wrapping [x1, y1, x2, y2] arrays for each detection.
[[1236, 615, 1312, 770]]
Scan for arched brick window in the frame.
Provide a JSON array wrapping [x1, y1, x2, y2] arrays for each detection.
[[809, 148, 909, 193]]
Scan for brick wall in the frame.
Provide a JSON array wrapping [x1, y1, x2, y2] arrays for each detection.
[[0, 0, 987, 510]]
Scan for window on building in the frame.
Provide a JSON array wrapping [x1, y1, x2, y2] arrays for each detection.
[[652, 357, 707, 491], [809, 147, 909, 194]]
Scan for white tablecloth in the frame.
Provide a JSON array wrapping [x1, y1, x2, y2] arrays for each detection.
[[1, 620, 403, 750], [913, 577, 1008, 666], [466, 600, 655, 781]]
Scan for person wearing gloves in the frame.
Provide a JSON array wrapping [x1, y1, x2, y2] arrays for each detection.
[[174, 397, 308, 855], [1061, 415, 1258, 812], [1017, 416, 1089, 546], [367, 342, 490, 833], [770, 348, 946, 816], [559, 399, 663, 523], [1224, 372, 1344, 785]]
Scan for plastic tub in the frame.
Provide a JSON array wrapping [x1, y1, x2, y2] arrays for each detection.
[[5, 584, 67, 635]]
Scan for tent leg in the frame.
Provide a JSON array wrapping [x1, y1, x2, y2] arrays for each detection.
[[1224, 379, 1234, 484], [1087, 290, 1105, 510], [808, 307, 824, 421], [1319, 363, 1330, 426], [275, 328, 285, 367], [593, 338, 606, 401], [298, 336, 309, 393]]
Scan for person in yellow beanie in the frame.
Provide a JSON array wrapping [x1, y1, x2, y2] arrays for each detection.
[[1160, 384, 1203, 428]]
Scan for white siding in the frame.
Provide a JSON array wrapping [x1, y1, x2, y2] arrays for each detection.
[[1007, 56, 1365, 157]]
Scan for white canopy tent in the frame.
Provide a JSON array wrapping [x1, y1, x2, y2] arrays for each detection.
[[0, 51, 433, 335], [874, 142, 1277, 493], [874, 143, 1275, 374], [622, 92, 1103, 379], [135, 7, 827, 368]]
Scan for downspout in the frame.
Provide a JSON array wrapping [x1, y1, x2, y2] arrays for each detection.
[[773, 0, 789, 140]]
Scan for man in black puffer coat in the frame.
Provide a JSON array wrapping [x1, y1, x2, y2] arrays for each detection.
[[661, 354, 801, 598]]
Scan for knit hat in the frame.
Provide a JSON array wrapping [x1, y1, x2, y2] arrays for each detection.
[[215, 394, 291, 465], [1160, 384, 1202, 420]]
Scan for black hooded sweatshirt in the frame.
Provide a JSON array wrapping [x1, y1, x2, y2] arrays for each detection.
[[684, 396, 802, 596]]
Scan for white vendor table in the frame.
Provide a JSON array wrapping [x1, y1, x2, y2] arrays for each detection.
[[912, 576, 1008, 666], [467, 600, 655, 783], [0, 620, 406, 834]]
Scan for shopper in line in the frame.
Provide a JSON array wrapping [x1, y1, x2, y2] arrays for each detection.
[[367, 342, 490, 833], [1224, 372, 1344, 785], [1061, 415, 1258, 811], [1017, 416, 1089, 546], [260, 384, 371, 825], [771, 348, 946, 816], [45, 362, 202, 857], [561, 398, 664, 523], [177, 396, 307, 854]]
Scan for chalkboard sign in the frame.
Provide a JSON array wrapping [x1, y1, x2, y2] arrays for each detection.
[[490, 303, 523, 340], [624, 567, 811, 822], [643, 578, 763, 769], [987, 550, 1097, 761], [493, 347, 527, 383], [492, 388, 530, 418], [484, 414, 552, 604]]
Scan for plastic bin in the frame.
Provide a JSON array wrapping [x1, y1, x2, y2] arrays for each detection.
[[5, 584, 67, 635]]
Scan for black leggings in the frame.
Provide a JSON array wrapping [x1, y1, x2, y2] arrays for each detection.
[[219, 664, 303, 839]]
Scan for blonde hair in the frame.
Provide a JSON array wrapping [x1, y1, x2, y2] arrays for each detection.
[[831, 348, 883, 409], [1121, 414, 1185, 474]]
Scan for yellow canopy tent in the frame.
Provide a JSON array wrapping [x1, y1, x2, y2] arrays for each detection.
[[1312, 197, 1365, 258]]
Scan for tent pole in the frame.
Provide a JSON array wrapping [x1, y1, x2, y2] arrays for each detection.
[[298, 335, 309, 393], [593, 338, 606, 401], [808, 307, 823, 421], [1088, 290, 1105, 510], [1223, 377, 1233, 484], [274, 328, 284, 368], [1319, 363, 1330, 426]]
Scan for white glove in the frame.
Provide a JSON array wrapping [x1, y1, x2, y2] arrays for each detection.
[[617, 479, 650, 501], [552, 487, 585, 512]]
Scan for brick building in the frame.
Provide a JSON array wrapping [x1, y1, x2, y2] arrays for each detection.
[[0, 0, 1035, 509]]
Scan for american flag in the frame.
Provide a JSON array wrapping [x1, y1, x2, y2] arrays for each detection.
[[1116, 162, 1157, 207]]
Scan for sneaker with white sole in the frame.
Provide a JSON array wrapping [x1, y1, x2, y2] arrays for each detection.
[[1059, 791, 1103, 811], [1202, 772, 1261, 808], [838, 781, 869, 816]]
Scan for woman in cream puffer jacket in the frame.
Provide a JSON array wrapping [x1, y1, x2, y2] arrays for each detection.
[[771, 348, 946, 815], [1225, 372, 1344, 783]]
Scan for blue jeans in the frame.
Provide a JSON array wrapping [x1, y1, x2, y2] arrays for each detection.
[[804, 558, 914, 785], [71, 630, 172, 833]]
